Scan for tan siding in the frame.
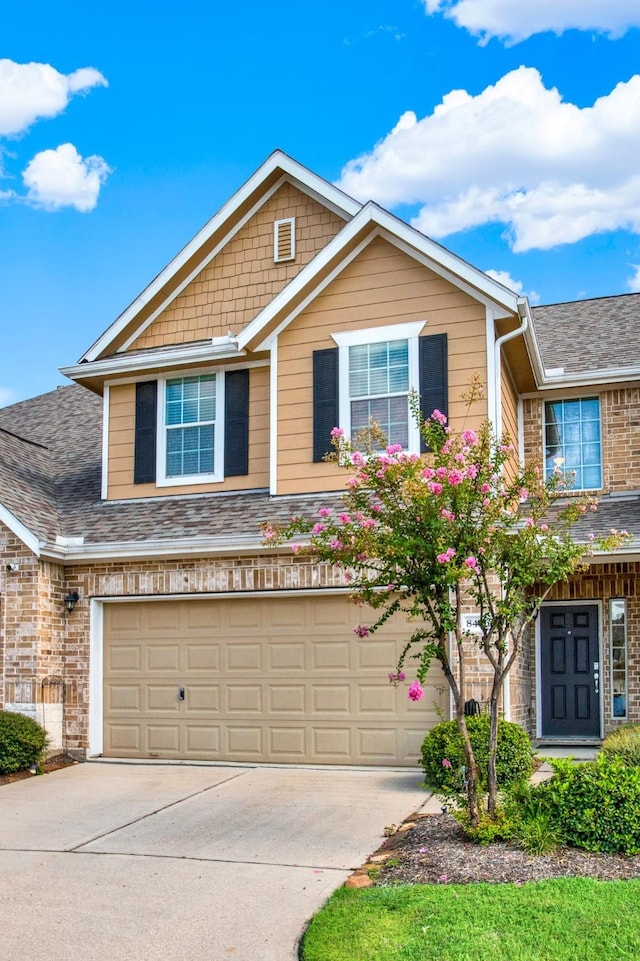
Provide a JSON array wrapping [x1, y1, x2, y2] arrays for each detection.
[[106, 368, 270, 500], [128, 183, 344, 351], [276, 236, 488, 494], [500, 363, 520, 482]]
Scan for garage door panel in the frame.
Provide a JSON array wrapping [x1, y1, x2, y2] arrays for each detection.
[[226, 726, 263, 755], [227, 684, 262, 714], [147, 645, 181, 672], [268, 642, 306, 671], [268, 685, 306, 713], [187, 685, 219, 712], [226, 643, 262, 671], [103, 596, 448, 764], [312, 685, 351, 714], [311, 641, 351, 671]]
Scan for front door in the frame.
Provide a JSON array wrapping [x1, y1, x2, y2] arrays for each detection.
[[540, 604, 600, 738]]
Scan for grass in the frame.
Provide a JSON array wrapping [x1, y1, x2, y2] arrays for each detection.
[[300, 878, 640, 961]]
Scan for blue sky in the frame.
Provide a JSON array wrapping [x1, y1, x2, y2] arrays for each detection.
[[2, 1, 640, 404]]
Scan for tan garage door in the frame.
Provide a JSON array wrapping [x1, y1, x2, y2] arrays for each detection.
[[103, 594, 447, 765]]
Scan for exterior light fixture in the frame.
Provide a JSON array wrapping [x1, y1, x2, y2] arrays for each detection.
[[64, 591, 80, 614]]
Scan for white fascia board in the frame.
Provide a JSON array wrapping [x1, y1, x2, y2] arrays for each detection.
[[61, 339, 245, 382], [40, 534, 277, 563], [0, 504, 41, 556], [240, 202, 524, 352], [80, 152, 360, 363], [538, 367, 640, 390]]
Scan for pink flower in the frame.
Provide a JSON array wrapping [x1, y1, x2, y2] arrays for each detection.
[[388, 670, 406, 683], [462, 430, 478, 446], [483, 498, 490, 507], [408, 680, 424, 701], [428, 482, 443, 495], [465, 464, 479, 480], [448, 470, 464, 486], [318, 507, 332, 517], [524, 517, 535, 528], [339, 513, 351, 524], [436, 548, 456, 563], [519, 488, 529, 500], [330, 426, 344, 438], [438, 874, 449, 883], [440, 509, 455, 521], [422, 467, 435, 480], [386, 443, 403, 454], [354, 625, 370, 638], [464, 556, 478, 569], [436, 467, 448, 480], [539, 524, 549, 532], [263, 525, 275, 540], [480, 483, 490, 493], [312, 523, 326, 535], [455, 452, 466, 464], [431, 409, 448, 425], [291, 543, 301, 554], [329, 539, 343, 550], [371, 503, 382, 513], [351, 451, 365, 467], [442, 758, 452, 769]]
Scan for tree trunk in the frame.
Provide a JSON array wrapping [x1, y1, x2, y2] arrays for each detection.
[[486, 686, 500, 817], [454, 708, 481, 827]]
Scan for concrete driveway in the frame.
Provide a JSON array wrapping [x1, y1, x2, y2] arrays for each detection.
[[0, 761, 428, 960]]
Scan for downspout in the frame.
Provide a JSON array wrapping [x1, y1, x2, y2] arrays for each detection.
[[493, 297, 529, 438], [493, 297, 529, 723]]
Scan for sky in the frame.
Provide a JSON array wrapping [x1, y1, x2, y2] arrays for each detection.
[[2, 0, 640, 405]]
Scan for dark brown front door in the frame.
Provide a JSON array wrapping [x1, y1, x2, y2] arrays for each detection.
[[540, 604, 600, 738]]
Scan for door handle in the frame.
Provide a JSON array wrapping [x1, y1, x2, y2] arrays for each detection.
[[177, 686, 185, 701], [594, 673, 599, 695]]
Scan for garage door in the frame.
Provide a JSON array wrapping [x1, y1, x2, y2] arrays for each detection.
[[102, 594, 447, 765]]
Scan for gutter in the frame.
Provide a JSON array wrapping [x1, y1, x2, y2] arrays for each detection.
[[493, 297, 529, 435]]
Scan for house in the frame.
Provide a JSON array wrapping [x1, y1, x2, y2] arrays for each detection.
[[0, 151, 638, 763]]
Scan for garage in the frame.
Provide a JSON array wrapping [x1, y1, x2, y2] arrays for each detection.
[[102, 593, 447, 765]]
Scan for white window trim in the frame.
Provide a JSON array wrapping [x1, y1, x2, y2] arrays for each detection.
[[274, 217, 296, 263], [156, 370, 225, 487], [332, 321, 425, 453], [542, 394, 603, 493]]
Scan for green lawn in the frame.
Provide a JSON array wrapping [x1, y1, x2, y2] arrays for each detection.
[[301, 879, 640, 961]]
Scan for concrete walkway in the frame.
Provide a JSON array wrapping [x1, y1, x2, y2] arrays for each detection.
[[0, 762, 428, 961]]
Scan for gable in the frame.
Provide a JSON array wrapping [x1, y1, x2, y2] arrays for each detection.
[[124, 183, 345, 353]]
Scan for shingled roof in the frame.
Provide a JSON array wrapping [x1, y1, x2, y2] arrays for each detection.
[[532, 293, 640, 374]]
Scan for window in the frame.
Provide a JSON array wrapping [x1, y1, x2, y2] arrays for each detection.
[[544, 397, 602, 490], [332, 322, 425, 453], [610, 598, 627, 719], [160, 373, 222, 483]]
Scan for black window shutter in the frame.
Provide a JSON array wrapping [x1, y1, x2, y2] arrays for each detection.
[[419, 333, 448, 453], [313, 348, 339, 463], [134, 381, 158, 483], [224, 369, 250, 476]]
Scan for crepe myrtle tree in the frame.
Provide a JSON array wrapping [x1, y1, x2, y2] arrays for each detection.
[[263, 390, 629, 826]]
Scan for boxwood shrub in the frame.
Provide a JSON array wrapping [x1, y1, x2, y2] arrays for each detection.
[[420, 715, 534, 791], [534, 755, 640, 855], [601, 723, 640, 767], [0, 710, 48, 774]]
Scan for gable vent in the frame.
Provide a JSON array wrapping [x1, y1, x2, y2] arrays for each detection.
[[274, 217, 296, 262]]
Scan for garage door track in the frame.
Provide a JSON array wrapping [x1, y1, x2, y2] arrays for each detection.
[[0, 761, 427, 961]]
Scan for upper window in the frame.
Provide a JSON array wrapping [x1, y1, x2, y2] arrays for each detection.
[[544, 397, 602, 490], [333, 322, 425, 452], [160, 373, 222, 484]]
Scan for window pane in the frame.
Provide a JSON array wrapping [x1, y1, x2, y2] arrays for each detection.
[[544, 398, 601, 490], [164, 375, 216, 477], [369, 368, 389, 395], [581, 398, 600, 419], [348, 339, 409, 448], [582, 465, 602, 489]]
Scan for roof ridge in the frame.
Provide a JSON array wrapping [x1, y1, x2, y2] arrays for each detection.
[[0, 425, 50, 450]]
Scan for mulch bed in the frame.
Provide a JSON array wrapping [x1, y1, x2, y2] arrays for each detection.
[[0, 754, 78, 788], [356, 812, 640, 887]]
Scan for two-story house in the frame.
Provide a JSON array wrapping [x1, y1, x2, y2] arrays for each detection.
[[0, 151, 638, 764]]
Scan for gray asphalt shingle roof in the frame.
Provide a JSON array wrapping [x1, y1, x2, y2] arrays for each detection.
[[532, 293, 640, 374]]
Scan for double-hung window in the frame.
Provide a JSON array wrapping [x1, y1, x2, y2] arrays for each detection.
[[332, 322, 425, 453], [159, 373, 223, 483], [544, 397, 602, 490]]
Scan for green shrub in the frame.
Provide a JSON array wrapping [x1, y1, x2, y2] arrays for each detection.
[[420, 715, 534, 792], [602, 723, 640, 767], [533, 755, 640, 855], [0, 710, 48, 774]]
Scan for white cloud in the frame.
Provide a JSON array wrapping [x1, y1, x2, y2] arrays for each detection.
[[423, 0, 640, 45], [337, 68, 640, 252], [0, 59, 107, 137], [23, 143, 111, 212], [485, 269, 540, 304], [0, 388, 15, 408], [628, 265, 640, 291]]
